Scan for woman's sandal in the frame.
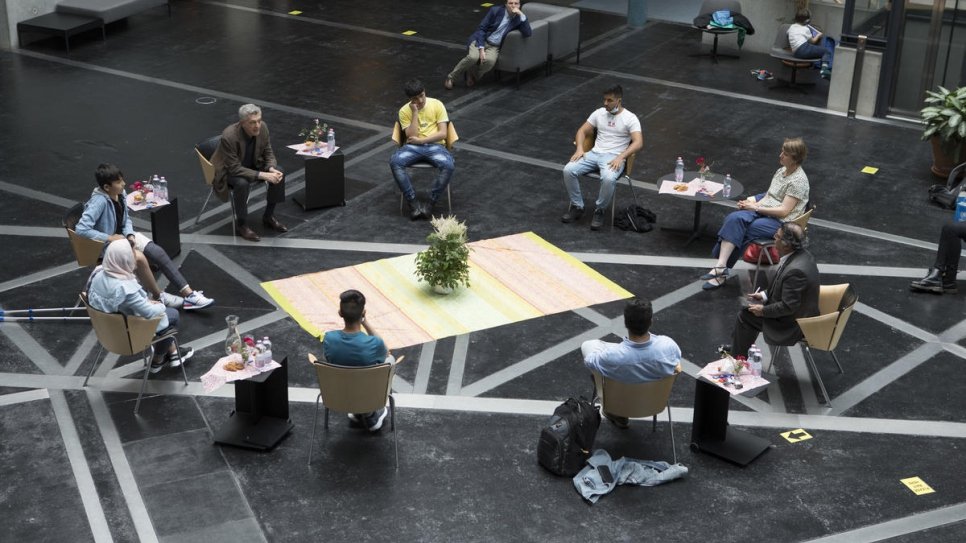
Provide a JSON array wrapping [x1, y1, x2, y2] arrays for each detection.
[[702, 274, 730, 290], [700, 267, 730, 281]]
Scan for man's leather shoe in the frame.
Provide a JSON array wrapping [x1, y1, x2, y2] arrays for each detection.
[[237, 226, 260, 242], [561, 205, 584, 223], [910, 267, 958, 294], [262, 216, 288, 233], [407, 199, 426, 221]]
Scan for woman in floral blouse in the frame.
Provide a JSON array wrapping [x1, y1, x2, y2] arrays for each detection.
[[702, 137, 811, 290]]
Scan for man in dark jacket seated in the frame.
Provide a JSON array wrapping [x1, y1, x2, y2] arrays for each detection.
[[727, 222, 819, 357]]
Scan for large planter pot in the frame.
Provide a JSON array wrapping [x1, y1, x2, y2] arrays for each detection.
[[929, 136, 966, 178]]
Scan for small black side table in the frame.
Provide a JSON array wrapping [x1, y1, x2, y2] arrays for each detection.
[[213, 357, 294, 451], [17, 13, 105, 55], [295, 150, 346, 210], [690, 378, 771, 466], [149, 197, 181, 259]]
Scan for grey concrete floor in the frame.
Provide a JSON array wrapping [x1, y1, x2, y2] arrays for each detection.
[[1, 1, 965, 542]]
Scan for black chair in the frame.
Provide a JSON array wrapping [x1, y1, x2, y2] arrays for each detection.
[[770, 24, 823, 90], [692, 0, 744, 63]]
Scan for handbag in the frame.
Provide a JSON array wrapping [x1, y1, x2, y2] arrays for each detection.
[[742, 243, 779, 265]]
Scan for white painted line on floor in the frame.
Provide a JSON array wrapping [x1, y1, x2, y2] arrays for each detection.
[[0, 261, 83, 294], [0, 388, 49, 406], [64, 330, 101, 378], [460, 324, 611, 397], [446, 334, 470, 396], [0, 319, 66, 375], [49, 389, 113, 543], [413, 341, 436, 395], [827, 342, 945, 417], [802, 502, 966, 543], [0, 179, 79, 208], [86, 389, 159, 543]]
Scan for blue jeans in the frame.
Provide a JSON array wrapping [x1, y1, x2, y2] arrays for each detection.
[[155, 307, 179, 355], [713, 210, 782, 268], [389, 144, 455, 202], [794, 42, 831, 66], [563, 151, 623, 209]]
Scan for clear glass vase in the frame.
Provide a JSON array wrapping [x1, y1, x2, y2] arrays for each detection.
[[224, 315, 242, 356]]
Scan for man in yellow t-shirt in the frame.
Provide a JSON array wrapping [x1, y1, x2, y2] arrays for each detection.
[[390, 79, 455, 220]]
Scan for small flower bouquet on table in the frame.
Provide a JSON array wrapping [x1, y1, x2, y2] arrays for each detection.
[[696, 157, 713, 180], [299, 119, 328, 152]]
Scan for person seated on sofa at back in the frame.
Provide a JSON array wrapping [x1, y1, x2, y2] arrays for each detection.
[[322, 289, 396, 432], [581, 297, 681, 429], [787, 8, 833, 79], [86, 239, 193, 373], [75, 163, 214, 310]]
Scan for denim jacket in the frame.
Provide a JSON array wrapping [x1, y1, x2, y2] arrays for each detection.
[[572, 449, 688, 504], [76, 188, 135, 242], [87, 267, 168, 332]]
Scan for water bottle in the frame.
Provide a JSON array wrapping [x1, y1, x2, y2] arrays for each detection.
[[674, 157, 684, 182], [956, 188, 966, 222], [262, 336, 272, 351], [157, 176, 168, 202], [327, 128, 335, 153], [748, 344, 762, 377], [723, 174, 733, 198]]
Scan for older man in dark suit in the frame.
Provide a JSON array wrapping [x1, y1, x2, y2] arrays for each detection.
[[211, 103, 287, 242], [729, 222, 820, 357]]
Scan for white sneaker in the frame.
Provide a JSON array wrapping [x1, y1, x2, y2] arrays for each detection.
[[366, 408, 388, 432], [158, 292, 184, 309], [183, 290, 214, 310]]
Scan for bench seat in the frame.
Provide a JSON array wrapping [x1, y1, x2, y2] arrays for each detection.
[[56, 0, 168, 25]]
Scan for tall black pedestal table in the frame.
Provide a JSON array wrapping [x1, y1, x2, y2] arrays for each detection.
[[690, 378, 771, 466], [213, 356, 294, 450], [295, 150, 346, 210]]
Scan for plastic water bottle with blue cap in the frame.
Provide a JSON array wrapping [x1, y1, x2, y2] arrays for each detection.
[[674, 157, 684, 182], [723, 174, 732, 198], [956, 187, 966, 222]]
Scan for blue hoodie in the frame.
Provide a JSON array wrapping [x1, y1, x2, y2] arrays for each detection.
[[75, 187, 135, 242]]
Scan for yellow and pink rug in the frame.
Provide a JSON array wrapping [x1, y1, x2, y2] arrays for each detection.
[[261, 232, 631, 349]]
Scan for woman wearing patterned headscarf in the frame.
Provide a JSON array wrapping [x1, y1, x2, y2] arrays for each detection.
[[86, 239, 193, 373]]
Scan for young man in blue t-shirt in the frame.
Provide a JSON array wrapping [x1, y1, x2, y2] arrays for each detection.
[[582, 297, 681, 428], [322, 289, 395, 431]]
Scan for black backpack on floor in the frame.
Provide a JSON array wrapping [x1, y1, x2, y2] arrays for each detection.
[[537, 397, 601, 476]]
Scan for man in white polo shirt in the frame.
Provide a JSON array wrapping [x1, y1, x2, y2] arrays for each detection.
[[562, 84, 644, 230]]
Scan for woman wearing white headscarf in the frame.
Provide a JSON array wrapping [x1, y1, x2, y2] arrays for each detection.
[[87, 239, 193, 372]]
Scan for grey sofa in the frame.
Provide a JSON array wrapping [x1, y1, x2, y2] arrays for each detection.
[[523, 2, 580, 72], [496, 2, 581, 88], [56, 0, 169, 25], [495, 19, 550, 89]]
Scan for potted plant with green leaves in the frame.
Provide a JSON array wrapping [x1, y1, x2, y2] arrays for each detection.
[[414, 215, 471, 294], [921, 86, 966, 177]]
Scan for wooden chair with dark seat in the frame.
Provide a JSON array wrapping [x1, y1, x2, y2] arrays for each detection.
[[81, 293, 188, 414], [64, 202, 105, 268], [307, 353, 401, 468], [591, 367, 680, 463], [767, 284, 857, 407], [391, 121, 458, 215], [574, 132, 638, 230]]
